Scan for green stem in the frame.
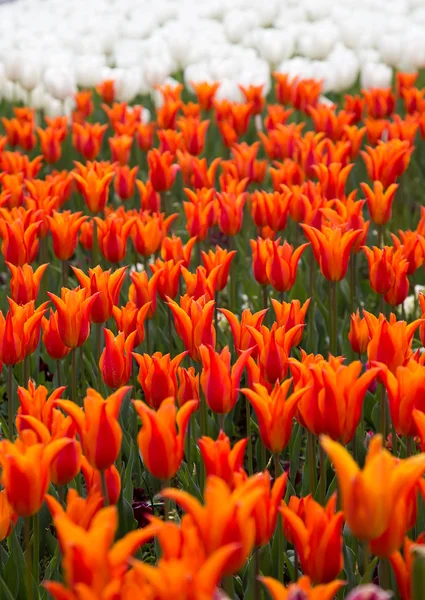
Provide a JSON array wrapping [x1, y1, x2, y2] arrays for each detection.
[[162, 478, 171, 520], [145, 319, 150, 355], [185, 417, 192, 474], [349, 254, 356, 314], [100, 469, 109, 506], [380, 384, 387, 440], [307, 431, 317, 497], [23, 355, 30, 387], [24, 518, 34, 600], [62, 259, 68, 288], [72, 348, 77, 404], [218, 413, 225, 431], [7, 364, 13, 440], [319, 444, 326, 506], [254, 547, 261, 599], [329, 280, 337, 356], [294, 549, 299, 582], [274, 452, 284, 583], [260, 442, 266, 472], [378, 557, 391, 590], [96, 323, 102, 387], [362, 541, 370, 580], [168, 306, 173, 356], [59, 485, 65, 507], [407, 436, 414, 457], [57, 359, 62, 388], [392, 423, 398, 457], [246, 397, 253, 476], [32, 513, 39, 587], [222, 575, 235, 598], [308, 249, 317, 352], [92, 218, 99, 267]]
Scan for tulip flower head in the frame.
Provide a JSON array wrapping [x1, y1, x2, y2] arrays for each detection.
[[199, 431, 247, 489], [48, 286, 99, 349], [134, 397, 197, 480]]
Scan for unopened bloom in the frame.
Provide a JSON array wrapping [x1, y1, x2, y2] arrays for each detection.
[[42, 309, 71, 360], [73, 166, 114, 213], [266, 240, 309, 293], [148, 149, 180, 192], [167, 295, 216, 361], [48, 210, 88, 261]]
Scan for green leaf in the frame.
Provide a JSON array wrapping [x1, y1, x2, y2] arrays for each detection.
[[0, 577, 15, 600]]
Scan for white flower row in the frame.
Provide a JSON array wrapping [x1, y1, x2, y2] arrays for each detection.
[[0, 0, 424, 115]]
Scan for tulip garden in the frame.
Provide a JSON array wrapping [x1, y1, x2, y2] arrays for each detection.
[[2, 67, 425, 600]]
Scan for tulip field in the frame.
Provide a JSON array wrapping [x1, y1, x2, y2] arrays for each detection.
[[2, 70, 425, 600]]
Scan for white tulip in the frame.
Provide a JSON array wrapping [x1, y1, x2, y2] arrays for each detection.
[[4, 52, 23, 83], [44, 67, 77, 101], [20, 59, 42, 91], [44, 94, 64, 118], [75, 56, 105, 88], [361, 62, 392, 89]]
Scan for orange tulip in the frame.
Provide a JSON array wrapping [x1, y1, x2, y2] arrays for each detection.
[[57, 387, 130, 471], [42, 309, 71, 360], [74, 90, 94, 119], [1, 173, 25, 208], [280, 493, 344, 583], [392, 230, 423, 275], [136, 179, 161, 212], [47, 287, 99, 349], [251, 471, 287, 547], [292, 358, 380, 443], [250, 237, 273, 286], [361, 180, 398, 225], [161, 234, 196, 268], [134, 397, 197, 480], [302, 224, 362, 281], [260, 575, 345, 600], [216, 191, 246, 236], [96, 79, 115, 104], [272, 299, 310, 347], [378, 360, 425, 437], [44, 506, 156, 599], [191, 80, 220, 111], [129, 269, 161, 316], [37, 126, 64, 164], [150, 258, 182, 300], [167, 295, 216, 361], [199, 344, 252, 414], [148, 149, 179, 192], [266, 240, 309, 293], [6, 261, 48, 305], [181, 264, 220, 301], [364, 311, 422, 374], [201, 245, 236, 292], [176, 365, 199, 407], [72, 265, 127, 324], [183, 187, 216, 241], [135, 121, 155, 152], [0, 436, 72, 516], [109, 134, 132, 164], [219, 307, 268, 358], [114, 165, 138, 200], [0, 490, 17, 541], [100, 329, 136, 389], [72, 166, 114, 213], [363, 88, 395, 118], [348, 310, 370, 355], [363, 246, 404, 300], [95, 213, 136, 263], [199, 431, 247, 489], [309, 104, 354, 141], [72, 122, 107, 160], [242, 379, 307, 453], [390, 536, 425, 600], [17, 380, 66, 430], [321, 434, 425, 541], [112, 301, 151, 347], [361, 140, 413, 188], [0, 216, 41, 266], [46, 487, 103, 530], [133, 351, 186, 410], [131, 212, 176, 258], [0, 301, 46, 365], [177, 117, 209, 155], [163, 475, 263, 574], [245, 323, 303, 385], [250, 190, 290, 232], [48, 210, 88, 261], [80, 455, 121, 506]]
